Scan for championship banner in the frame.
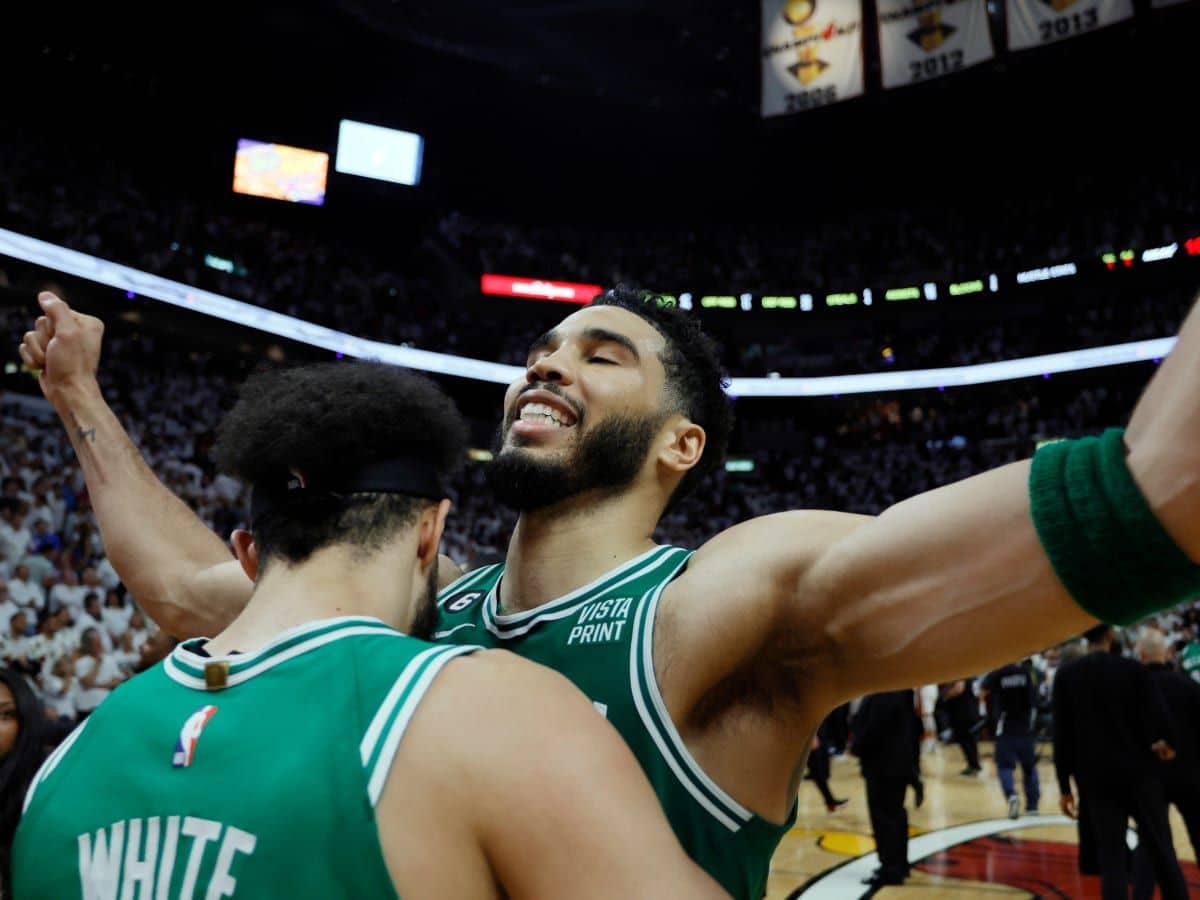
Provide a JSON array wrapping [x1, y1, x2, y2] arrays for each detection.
[[762, 0, 865, 117], [1006, 0, 1132, 51], [877, 0, 994, 90]]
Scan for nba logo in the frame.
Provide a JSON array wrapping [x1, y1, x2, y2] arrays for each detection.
[[173, 705, 218, 769]]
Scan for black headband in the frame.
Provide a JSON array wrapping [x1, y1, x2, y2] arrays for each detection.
[[250, 458, 447, 525]]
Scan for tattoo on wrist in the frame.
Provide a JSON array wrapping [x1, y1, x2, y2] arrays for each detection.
[[78, 427, 97, 443]]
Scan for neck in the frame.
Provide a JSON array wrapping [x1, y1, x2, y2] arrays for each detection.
[[204, 545, 417, 655], [501, 489, 660, 613]]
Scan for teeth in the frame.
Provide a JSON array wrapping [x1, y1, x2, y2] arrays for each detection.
[[520, 402, 572, 427]]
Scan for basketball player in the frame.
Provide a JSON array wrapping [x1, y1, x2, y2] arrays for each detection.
[[21, 284, 1200, 898], [10, 359, 725, 899]]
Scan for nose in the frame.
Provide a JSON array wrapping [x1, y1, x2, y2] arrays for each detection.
[[526, 347, 574, 386]]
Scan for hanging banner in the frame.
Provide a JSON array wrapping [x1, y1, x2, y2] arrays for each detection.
[[1006, 0, 1133, 51], [762, 0, 865, 117], [877, 0, 995, 89]]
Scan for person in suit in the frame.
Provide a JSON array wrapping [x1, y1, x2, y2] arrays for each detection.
[[1054, 624, 1187, 900], [805, 716, 848, 812], [1132, 627, 1200, 900], [852, 690, 918, 887], [941, 679, 982, 775]]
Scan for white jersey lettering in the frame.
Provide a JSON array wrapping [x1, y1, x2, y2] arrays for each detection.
[[79, 821, 125, 900]]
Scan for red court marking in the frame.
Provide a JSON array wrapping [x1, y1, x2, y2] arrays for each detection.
[[917, 836, 1200, 898]]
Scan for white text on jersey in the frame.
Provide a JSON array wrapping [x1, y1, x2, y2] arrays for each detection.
[[78, 815, 257, 900]]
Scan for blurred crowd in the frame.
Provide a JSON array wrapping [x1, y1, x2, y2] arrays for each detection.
[[2, 124, 1198, 378]]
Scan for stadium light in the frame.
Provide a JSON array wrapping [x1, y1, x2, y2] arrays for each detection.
[[0, 226, 1178, 400]]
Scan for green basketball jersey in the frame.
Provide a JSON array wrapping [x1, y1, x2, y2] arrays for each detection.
[[14, 616, 475, 899], [434, 544, 796, 900], [1183, 640, 1200, 685]]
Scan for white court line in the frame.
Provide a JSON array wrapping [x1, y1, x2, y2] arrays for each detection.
[[795, 815, 1138, 899]]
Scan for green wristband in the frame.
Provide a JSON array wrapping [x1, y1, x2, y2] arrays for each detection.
[[1029, 428, 1200, 626]]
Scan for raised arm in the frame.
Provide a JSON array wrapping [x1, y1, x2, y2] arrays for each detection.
[[19, 293, 252, 637], [670, 292, 1200, 717]]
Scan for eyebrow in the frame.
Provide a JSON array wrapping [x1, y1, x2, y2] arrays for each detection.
[[526, 327, 641, 362], [582, 328, 641, 362]]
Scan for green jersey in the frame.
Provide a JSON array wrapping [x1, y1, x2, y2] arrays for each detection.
[[434, 544, 796, 900], [1183, 640, 1200, 685], [14, 617, 475, 900]]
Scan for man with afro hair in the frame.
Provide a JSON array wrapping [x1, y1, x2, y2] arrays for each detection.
[[12, 344, 725, 899]]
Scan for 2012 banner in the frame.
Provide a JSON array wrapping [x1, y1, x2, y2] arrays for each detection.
[[877, 0, 995, 90], [762, 0, 865, 117]]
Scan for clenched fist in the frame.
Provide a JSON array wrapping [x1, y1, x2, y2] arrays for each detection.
[[18, 292, 105, 407]]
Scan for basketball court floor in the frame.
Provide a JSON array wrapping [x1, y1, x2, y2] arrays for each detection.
[[767, 742, 1199, 898]]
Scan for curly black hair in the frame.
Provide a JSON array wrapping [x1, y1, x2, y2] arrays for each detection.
[[589, 285, 733, 509], [214, 361, 467, 568]]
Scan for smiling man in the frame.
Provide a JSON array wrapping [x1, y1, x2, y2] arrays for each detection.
[[21, 284, 1200, 899]]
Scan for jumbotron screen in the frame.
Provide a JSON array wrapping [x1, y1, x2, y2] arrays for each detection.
[[232, 139, 329, 206]]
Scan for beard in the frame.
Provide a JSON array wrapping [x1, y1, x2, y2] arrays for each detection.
[[406, 557, 441, 642], [485, 408, 668, 512]]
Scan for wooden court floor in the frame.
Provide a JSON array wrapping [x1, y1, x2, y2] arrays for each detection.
[[765, 741, 1199, 899]]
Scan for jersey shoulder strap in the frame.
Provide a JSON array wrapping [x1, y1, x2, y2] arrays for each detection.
[[358, 642, 478, 807]]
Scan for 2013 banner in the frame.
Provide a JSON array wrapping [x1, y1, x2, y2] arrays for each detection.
[[877, 0, 995, 90], [762, 0, 865, 117], [1006, 0, 1132, 50]]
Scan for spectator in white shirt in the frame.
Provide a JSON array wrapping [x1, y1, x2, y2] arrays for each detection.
[[47, 567, 85, 614], [40, 654, 78, 722], [48, 608, 78, 662], [6, 565, 43, 611], [73, 628, 123, 717], [25, 610, 67, 674], [0, 502, 31, 570], [28, 476, 65, 534], [0, 584, 16, 632], [125, 609, 152, 656], [112, 631, 140, 677], [101, 590, 132, 643], [79, 566, 103, 599], [0, 611, 35, 677], [74, 593, 111, 653]]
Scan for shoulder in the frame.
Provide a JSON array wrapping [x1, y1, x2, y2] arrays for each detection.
[[425, 649, 594, 724], [687, 510, 869, 575], [405, 649, 622, 784]]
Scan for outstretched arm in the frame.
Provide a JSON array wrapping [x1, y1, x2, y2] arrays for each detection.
[[672, 292, 1200, 715], [20, 293, 252, 637]]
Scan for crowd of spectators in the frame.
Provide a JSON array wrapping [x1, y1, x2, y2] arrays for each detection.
[[2, 124, 1198, 379]]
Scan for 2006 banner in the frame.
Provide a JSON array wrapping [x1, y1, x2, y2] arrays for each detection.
[[762, 0, 865, 117]]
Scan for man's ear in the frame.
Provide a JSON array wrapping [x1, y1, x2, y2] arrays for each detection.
[[658, 417, 706, 476], [417, 499, 452, 570], [230, 529, 260, 582]]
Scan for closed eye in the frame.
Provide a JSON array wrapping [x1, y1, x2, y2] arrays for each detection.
[[588, 356, 617, 365]]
